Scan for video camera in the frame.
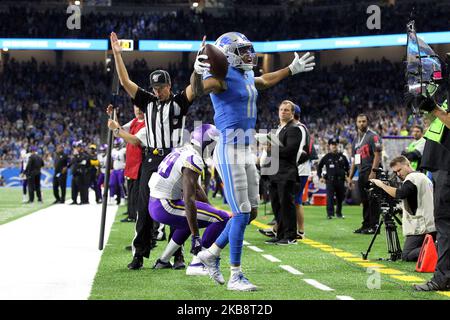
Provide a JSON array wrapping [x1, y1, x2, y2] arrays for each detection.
[[363, 168, 403, 261], [368, 168, 401, 214]]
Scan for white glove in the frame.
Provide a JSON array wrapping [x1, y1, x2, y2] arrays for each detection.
[[194, 54, 210, 75], [288, 52, 315, 75]]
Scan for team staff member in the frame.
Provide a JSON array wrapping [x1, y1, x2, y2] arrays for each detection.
[[25, 146, 44, 203], [53, 144, 69, 204], [109, 32, 198, 270], [317, 138, 349, 219], [348, 114, 382, 234], [265, 101, 301, 245], [412, 98, 450, 291]]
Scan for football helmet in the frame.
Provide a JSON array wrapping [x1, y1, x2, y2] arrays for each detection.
[[191, 124, 219, 156], [214, 32, 257, 71]]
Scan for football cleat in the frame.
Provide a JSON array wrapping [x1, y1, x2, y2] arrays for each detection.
[[197, 250, 225, 285], [227, 272, 257, 292], [186, 262, 209, 276], [152, 258, 172, 269]]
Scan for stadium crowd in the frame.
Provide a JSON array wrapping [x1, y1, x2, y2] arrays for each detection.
[[0, 57, 421, 168], [0, 1, 448, 41]]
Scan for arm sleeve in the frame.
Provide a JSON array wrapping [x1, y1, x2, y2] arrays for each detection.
[[278, 126, 301, 159], [395, 181, 417, 199], [133, 87, 156, 112], [317, 156, 325, 177], [174, 90, 193, 116], [371, 134, 383, 153], [182, 154, 204, 175], [122, 120, 133, 133], [134, 127, 148, 147]]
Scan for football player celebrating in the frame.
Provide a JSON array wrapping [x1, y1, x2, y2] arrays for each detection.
[[192, 32, 315, 291], [148, 124, 231, 276]]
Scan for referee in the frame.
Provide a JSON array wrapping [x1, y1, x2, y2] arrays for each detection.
[[109, 32, 197, 270]]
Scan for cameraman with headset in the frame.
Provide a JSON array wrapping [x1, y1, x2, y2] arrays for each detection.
[[370, 156, 436, 262]]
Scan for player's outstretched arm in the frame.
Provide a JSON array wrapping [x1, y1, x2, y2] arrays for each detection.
[[255, 52, 315, 90], [110, 32, 138, 98]]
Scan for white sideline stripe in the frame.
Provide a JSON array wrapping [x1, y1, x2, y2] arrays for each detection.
[[279, 265, 303, 275], [336, 295, 355, 300], [303, 279, 335, 291], [247, 245, 263, 253], [242, 240, 250, 245], [262, 254, 281, 262], [0, 191, 117, 300]]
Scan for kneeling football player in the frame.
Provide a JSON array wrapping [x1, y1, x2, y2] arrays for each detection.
[[148, 124, 231, 275]]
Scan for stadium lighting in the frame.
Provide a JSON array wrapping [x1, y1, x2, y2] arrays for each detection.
[[2, 48, 8, 52], [74, 0, 81, 5], [192, 2, 199, 8]]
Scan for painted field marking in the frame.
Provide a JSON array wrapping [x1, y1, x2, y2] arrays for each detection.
[[247, 245, 264, 253], [262, 254, 281, 262], [279, 265, 303, 275], [303, 279, 335, 291], [336, 295, 355, 300]]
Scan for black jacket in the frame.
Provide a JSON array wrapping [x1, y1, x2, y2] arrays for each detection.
[[25, 153, 44, 177], [71, 151, 91, 177], [270, 120, 301, 182], [317, 152, 349, 181], [54, 152, 69, 175]]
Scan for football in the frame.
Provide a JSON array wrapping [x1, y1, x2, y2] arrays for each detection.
[[201, 44, 229, 80]]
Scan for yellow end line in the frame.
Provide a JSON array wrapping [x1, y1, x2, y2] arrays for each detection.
[[251, 219, 449, 299]]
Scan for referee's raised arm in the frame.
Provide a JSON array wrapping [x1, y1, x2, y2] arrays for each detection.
[[110, 32, 138, 98]]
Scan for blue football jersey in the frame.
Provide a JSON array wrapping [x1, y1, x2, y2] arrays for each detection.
[[204, 66, 258, 144]]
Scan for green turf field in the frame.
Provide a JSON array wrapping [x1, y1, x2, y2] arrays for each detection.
[[0, 187, 56, 225], [90, 197, 449, 300]]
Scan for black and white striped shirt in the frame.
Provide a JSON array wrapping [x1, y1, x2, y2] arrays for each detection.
[[133, 87, 192, 149]]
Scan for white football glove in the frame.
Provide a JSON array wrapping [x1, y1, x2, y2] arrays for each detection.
[[194, 54, 210, 75], [288, 52, 315, 75]]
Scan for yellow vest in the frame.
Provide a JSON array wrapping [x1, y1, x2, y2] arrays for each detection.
[[424, 100, 448, 143]]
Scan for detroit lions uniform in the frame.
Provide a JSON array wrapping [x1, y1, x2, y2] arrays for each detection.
[[148, 144, 230, 248], [203, 61, 259, 266]]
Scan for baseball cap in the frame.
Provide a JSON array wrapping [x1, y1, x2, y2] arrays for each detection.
[[294, 104, 301, 116], [328, 138, 339, 145], [149, 70, 171, 88]]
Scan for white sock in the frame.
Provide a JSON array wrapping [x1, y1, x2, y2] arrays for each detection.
[[230, 266, 241, 277], [207, 244, 222, 257], [160, 239, 181, 263]]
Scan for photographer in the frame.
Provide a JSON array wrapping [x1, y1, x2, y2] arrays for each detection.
[[370, 156, 436, 262]]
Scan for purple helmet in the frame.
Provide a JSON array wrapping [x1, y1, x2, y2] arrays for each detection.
[[99, 144, 108, 152], [113, 138, 124, 147], [191, 124, 219, 154]]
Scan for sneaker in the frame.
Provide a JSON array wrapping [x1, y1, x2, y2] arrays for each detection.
[[52, 200, 61, 204], [276, 238, 297, 245], [296, 231, 305, 240], [327, 215, 333, 219], [227, 272, 257, 292], [258, 228, 276, 238], [413, 280, 450, 292], [120, 217, 136, 223], [152, 258, 172, 269], [69, 201, 78, 205], [336, 215, 345, 219], [127, 256, 143, 270], [264, 237, 280, 245], [186, 262, 209, 276], [173, 255, 186, 270], [197, 250, 225, 285]]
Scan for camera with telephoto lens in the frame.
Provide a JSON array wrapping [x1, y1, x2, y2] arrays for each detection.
[[368, 168, 401, 214]]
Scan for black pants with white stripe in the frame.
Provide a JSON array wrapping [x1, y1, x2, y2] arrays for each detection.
[[133, 153, 162, 258], [126, 177, 139, 220]]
